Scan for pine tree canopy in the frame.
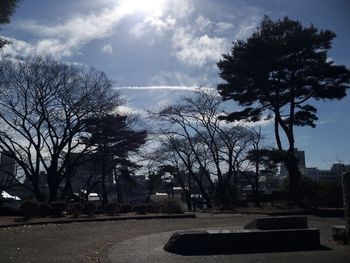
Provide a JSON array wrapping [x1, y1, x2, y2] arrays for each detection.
[[217, 16, 350, 129]]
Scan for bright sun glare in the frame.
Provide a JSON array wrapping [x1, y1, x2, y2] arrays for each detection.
[[120, 0, 167, 14]]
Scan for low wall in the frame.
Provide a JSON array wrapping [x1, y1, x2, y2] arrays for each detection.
[[164, 228, 320, 255]]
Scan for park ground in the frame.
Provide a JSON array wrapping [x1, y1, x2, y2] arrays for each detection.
[[0, 213, 349, 263]]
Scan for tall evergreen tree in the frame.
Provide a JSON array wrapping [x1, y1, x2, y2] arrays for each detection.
[[217, 16, 350, 198], [84, 114, 147, 205]]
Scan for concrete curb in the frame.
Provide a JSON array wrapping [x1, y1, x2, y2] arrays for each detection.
[[0, 213, 196, 228], [234, 209, 311, 216]]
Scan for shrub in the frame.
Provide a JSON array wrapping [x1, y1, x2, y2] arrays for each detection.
[[149, 201, 161, 213], [120, 204, 131, 213], [68, 202, 82, 218], [146, 203, 155, 213], [38, 203, 52, 217], [159, 199, 183, 214], [133, 203, 147, 215], [0, 206, 19, 216], [51, 201, 67, 217], [83, 202, 97, 217], [18, 200, 39, 220], [105, 202, 120, 216], [95, 205, 105, 215]]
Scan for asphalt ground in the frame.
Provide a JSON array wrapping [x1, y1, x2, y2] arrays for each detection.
[[0, 214, 348, 263]]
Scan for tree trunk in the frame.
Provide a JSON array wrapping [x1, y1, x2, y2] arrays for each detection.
[[115, 175, 122, 203], [173, 174, 192, 211], [186, 172, 193, 210], [218, 181, 230, 210], [47, 157, 60, 202], [276, 107, 301, 202], [101, 156, 108, 206], [27, 172, 44, 201], [342, 172, 350, 243], [184, 191, 192, 211], [48, 179, 58, 202], [254, 157, 261, 207], [197, 182, 212, 209], [186, 168, 212, 209], [61, 177, 77, 201], [33, 182, 45, 201], [274, 115, 283, 151], [284, 153, 302, 202]]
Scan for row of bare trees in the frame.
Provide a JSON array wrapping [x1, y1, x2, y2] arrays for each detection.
[[0, 56, 146, 202], [145, 91, 269, 209], [0, 55, 265, 209]]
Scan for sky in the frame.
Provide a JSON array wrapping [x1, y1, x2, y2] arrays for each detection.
[[0, 0, 349, 169]]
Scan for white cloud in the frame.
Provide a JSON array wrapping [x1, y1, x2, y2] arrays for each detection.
[[127, 1, 229, 68], [101, 43, 113, 55], [117, 105, 141, 115], [234, 17, 260, 40], [195, 15, 213, 32], [130, 15, 176, 39], [115, 86, 216, 120], [1, 37, 35, 57], [128, 0, 192, 42], [167, 0, 195, 19], [172, 27, 230, 67], [124, 1, 243, 68], [215, 21, 235, 33], [2, 0, 262, 76], [2, 4, 134, 59], [239, 118, 274, 128]]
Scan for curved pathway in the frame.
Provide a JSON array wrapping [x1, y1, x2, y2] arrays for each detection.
[[105, 217, 350, 263]]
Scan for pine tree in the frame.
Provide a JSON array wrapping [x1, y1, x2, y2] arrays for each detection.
[[217, 16, 350, 198]]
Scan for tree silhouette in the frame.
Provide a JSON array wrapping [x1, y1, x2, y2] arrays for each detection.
[[0, 0, 21, 49], [217, 16, 350, 199], [0, 56, 119, 201], [83, 114, 147, 205], [149, 91, 257, 209]]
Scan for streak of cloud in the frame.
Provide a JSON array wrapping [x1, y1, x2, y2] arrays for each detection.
[[114, 86, 216, 92]]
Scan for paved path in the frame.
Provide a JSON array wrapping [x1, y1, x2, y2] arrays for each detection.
[[0, 213, 349, 262], [106, 219, 350, 263]]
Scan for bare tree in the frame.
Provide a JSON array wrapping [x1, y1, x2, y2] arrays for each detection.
[[145, 142, 196, 210], [149, 91, 255, 209], [0, 56, 120, 201]]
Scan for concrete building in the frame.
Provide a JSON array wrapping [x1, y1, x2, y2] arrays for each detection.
[[278, 149, 350, 183], [0, 152, 16, 187], [117, 175, 148, 203], [69, 152, 114, 194], [303, 164, 350, 183]]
